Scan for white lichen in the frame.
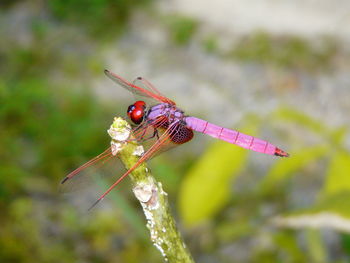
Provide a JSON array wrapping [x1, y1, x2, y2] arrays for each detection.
[[158, 182, 168, 196], [133, 184, 153, 203], [133, 145, 144, 156], [107, 117, 131, 141], [154, 242, 168, 261], [151, 229, 158, 240], [143, 208, 155, 228], [110, 141, 122, 156]]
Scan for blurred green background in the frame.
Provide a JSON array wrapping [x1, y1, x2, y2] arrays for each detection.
[[1, 1, 350, 262]]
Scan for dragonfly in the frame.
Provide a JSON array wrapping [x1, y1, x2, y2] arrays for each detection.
[[62, 70, 289, 209]]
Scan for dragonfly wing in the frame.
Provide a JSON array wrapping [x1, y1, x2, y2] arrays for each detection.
[[105, 70, 151, 98], [62, 117, 166, 193], [132, 76, 163, 97], [60, 147, 124, 193], [131, 77, 162, 106], [104, 70, 175, 105]]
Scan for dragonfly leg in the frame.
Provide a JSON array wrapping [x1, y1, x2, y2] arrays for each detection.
[[130, 126, 159, 143], [130, 115, 167, 143], [133, 122, 147, 133], [140, 128, 159, 142], [130, 120, 154, 142]]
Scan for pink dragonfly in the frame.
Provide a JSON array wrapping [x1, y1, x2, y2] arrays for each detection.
[[62, 70, 289, 209]]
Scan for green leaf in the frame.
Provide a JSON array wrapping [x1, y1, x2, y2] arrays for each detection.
[[305, 229, 327, 263], [322, 152, 350, 197], [272, 107, 347, 147], [273, 108, 329, 135], [260, 145, 328, 193], [273, 231, 306, 262], [272, 192, 350, 233], [314, 192, 350, 218], [178, 132, 250, 225], [164, 15, 198, 45]]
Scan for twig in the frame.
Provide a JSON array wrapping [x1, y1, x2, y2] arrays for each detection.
[[108, 117, 194, 263]]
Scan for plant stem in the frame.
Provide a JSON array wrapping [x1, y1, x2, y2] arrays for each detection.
[[108, 117, 194, 263]]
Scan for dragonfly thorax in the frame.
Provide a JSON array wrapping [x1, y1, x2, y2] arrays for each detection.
[[127, 100, 146, 124]]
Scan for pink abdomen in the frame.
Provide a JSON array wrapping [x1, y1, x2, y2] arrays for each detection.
[[184, 116, 288, 157]]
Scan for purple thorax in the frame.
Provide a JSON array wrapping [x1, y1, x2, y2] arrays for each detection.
[[146, 103, 186, 123]]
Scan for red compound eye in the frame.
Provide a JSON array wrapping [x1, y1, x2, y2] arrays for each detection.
[[127, 101, 146, 124], [133, 101, 146, 108]]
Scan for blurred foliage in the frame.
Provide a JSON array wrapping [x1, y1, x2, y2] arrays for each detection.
[[229, 32, 337, 70], [323, 152, 350, 197], [260, 145, 329, 195], [1, 1, 350, 262], [48, 0, 152, 37], [0, 0, 21, 8], [164, 15, 198, 45], [197, 31, 338, 71], [202, 35, 219, 53]]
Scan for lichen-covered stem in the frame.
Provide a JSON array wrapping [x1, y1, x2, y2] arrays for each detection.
[[108, 117, 194, 263]]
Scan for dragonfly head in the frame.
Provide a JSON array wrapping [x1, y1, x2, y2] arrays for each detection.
[[127, 101, 146, 124]]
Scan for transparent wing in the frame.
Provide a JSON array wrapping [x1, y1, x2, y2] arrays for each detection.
[[60, 147, 128, 209], [104, 70, 175, 105], [132, 76, 163, 96], [60, 120, 160, 194], [60, 147, 123, 193], [131, 77, 161, 106]]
